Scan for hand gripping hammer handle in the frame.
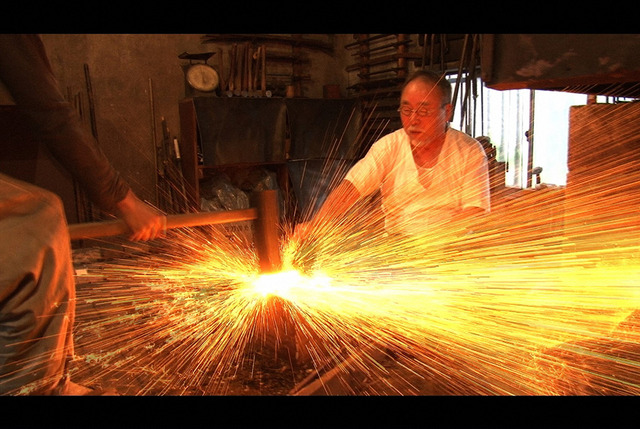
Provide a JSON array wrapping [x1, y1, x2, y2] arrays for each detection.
[[67, 190, 282, 272]]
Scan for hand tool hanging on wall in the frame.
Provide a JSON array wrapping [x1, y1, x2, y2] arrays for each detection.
[[160, 117, 189, 213], [470, 34, 480, 136], [451, 34, 470, 115], [228, 43, 237, 96], [217, 47, 225, 95], [246, 44, 253, 97], [241, 42, 250, 97], [234, 43, 243, 96], [155, 116, 172, 213], [458, 34, 479, 136], [161, 116, 175, 212], [261, 44, 267, 97], [252, 46, 261, 96], [148, 77, 160, 207], [172, 136, 189, 209], [420, 34, 428, 70], [225, 47, 231, 94], [396, 34, 408, 80], [67, 190, 282, 273], [84, 64, 99, 141], [439, 34, 447, 72]]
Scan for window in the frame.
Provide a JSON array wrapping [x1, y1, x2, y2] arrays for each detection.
[[530, 90, 588, 187], [447, 74, 596, 188]]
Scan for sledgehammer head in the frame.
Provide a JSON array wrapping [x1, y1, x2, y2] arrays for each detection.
[[251, 190, 282, 273]]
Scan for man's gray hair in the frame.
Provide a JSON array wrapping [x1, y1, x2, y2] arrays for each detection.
[[402, 69, 452, 105]]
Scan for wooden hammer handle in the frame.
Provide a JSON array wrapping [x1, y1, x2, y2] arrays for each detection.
[[68, 208, 258, 240]]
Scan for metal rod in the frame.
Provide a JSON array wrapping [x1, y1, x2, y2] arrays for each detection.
[[421, 33, 428, 70], [440, 34, 446, 72], [429, 34, 435, 71], [451, 34, 470, 115], [527, 90, 536, 188], [83, 64, 99, 141], [149, 77, 159, 207]]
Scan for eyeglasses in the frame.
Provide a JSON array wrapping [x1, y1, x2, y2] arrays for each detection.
[[397, 105, 444, 117]]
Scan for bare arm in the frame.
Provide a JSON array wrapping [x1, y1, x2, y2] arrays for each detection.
[[1, 35, 165, 242], [313, 180, 361, 224], [293, 179, 361, 241], [454, 206, 486, 221], [446, 206, 487, 237]]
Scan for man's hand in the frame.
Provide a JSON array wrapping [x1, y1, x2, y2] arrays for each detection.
[[290, 220, 314, 245], [291, 180, 361, 244], [115, 190, 166, 241]]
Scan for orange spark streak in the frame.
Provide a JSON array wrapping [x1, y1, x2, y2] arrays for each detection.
[[8, 101, 635, 397]]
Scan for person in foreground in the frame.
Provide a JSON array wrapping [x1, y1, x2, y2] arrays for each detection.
[[0, 34, 165, 395]]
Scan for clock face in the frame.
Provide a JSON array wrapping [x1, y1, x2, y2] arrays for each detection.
[[186, 64, 219, 92]]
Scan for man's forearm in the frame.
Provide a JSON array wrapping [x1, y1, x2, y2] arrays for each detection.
[[311, 179, 361, 225]]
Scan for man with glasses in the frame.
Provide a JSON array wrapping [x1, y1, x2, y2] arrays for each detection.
[[295, 69, 490, 239]]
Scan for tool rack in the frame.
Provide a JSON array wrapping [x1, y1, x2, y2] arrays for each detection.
[[344, 34, 478, 150], [345, 34, 419, 149], [200, 34, 334, 99]]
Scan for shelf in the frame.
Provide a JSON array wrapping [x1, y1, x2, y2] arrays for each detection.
[[345, 53, 423, 72], [344, 34, 398, 49], [201, 34, 334, 53], [349, 39, 414, 57], [346, 76, 404, 91]]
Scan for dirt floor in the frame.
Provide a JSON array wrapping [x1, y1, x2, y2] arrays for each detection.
[[69, 245, 640, 397], [68, 341, 441, 396], [69, 244, 317, 395], [68, 243, 446, 396]]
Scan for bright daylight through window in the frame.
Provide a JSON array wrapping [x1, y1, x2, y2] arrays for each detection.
[[448, 75, 635, 189]]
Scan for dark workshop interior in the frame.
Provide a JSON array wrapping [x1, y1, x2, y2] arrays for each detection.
[[1, 34, 640, 400]]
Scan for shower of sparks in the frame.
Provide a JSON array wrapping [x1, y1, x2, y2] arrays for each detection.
[[29, 101, 640, 396]]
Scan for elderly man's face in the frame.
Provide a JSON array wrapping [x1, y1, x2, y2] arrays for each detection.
[[399, 79, 451, 147]]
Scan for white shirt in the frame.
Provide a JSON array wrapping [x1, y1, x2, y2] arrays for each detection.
[[344, 127, 490, 235]]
